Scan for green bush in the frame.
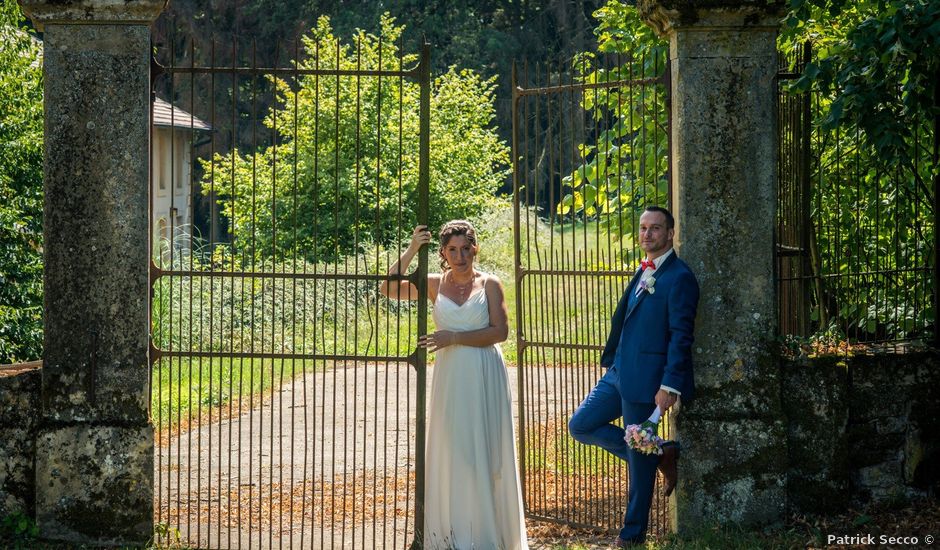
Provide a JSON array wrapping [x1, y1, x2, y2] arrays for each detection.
[[0, 0, 43, 364], [202, 14, 509, 263]]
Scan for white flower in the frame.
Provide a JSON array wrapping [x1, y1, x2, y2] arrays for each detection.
[[639, 278, 656, 295]]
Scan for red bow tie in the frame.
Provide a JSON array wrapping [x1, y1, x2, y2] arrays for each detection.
[[640, 259, 656, 271]]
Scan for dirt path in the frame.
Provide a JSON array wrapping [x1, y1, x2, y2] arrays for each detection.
[[157, 362, 618, 549]]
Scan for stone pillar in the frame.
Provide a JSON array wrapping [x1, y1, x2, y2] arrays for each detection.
[[17, 1, 165, 545], [638, 0, 787, 531]]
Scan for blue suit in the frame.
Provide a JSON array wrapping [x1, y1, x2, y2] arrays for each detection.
[[568, 251, 699, 542]]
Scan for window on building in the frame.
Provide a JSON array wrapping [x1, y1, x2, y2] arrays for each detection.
[[156, 137, 166, 193], [175, 138, 184, 190]]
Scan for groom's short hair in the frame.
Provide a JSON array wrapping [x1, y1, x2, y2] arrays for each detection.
[[644, 205, 675, 229]]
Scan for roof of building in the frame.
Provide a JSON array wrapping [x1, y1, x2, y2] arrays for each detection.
[[153, 97, 212, 131]]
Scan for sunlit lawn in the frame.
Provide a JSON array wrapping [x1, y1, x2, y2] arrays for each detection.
[[151, 356, 318, 431]]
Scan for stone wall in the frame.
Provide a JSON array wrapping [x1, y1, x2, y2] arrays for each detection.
[[783, 351, 940, 514], [0, 362, 41, 518]]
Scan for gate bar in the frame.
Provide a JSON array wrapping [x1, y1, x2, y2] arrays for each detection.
[[410, 40, 431, 550]]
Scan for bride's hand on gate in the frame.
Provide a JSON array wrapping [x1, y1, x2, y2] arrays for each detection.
[[418, 330, 457, 352], [408, 225, 432, 251]]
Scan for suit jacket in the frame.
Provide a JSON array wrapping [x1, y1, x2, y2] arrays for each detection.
[[599, 252, 700, 403]]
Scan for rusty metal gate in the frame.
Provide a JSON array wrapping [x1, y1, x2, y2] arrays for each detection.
[[511, 52, 674, 535], [149, 31, 430, 548]]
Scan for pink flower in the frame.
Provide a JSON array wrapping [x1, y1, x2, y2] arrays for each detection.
[[624, 407, 666, 455]]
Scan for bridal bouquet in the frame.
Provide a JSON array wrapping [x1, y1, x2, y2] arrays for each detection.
[[624, 406, 666, 455]]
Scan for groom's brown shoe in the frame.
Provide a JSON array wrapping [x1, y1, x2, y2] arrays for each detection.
[[658, 445, 679, 497]]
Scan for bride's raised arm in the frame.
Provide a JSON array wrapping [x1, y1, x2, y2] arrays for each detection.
[[380, 225, 432, 301]]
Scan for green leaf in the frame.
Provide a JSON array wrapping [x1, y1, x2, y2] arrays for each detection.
[[583, 184, 597, 208]]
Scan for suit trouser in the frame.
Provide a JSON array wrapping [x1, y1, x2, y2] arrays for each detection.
[[567, 366, 658, 541]]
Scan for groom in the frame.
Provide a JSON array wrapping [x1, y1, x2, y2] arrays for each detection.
[[568, 206, 699, 547]]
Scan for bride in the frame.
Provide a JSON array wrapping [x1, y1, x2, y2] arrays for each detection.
[[380, 220, 528, 550]]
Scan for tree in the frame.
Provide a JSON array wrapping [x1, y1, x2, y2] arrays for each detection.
[[779, 0, 938, 340], [153, 0, 605, 206], [561, 0, 936, 340], [782, 0, 939, 167], [0, 0, 43, 363], [555, 1, 670, 262], [202, 15, 510, 263]]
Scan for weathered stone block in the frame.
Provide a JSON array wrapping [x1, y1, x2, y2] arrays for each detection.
[[0, 363, 41, 426], [852, 462, 907, 502], [0, 365, 41, 517], [0, 427, 35, 517], [687, 356, 782, 418], [640, 0, 787, 531], [35, 425, 153, 545], [638, 0, 786, 37], [782, 363, 849, 457], [782, 351, 940, 511], [19, 0, 168, 31], [787, 470, 849, 515], [908, 363, 940, 490], [676, 417, 787, 528], [781, 359, 849, 513], [849, 356, 917, 422], [848, 422, 906, 468], [19, 1, 163, 545]]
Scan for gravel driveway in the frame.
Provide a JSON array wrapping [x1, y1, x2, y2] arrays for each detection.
[[157, 361, 630, 549]]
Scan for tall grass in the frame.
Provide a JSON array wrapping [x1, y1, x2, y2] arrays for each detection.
[[150, 243, 423, 432], [151, 255, 421, 359]]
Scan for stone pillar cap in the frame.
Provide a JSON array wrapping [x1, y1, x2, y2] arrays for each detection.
[[18, 0, 167, 31], [638, 0, 786, 36]]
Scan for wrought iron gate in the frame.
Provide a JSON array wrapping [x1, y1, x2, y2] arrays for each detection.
[[149, 32, 430, 549], [511, 52, 673, 535], [775, 42, 936, 346]]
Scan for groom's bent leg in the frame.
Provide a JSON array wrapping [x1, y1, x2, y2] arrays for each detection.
[[567, 367, 629, 461], [620, 401, 659, 543]]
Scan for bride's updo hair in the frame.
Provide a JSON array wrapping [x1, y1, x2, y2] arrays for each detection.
[[438, 220, 478, 271]]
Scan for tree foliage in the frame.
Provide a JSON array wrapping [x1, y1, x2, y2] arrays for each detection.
[[0, 0, 43, 363], [555, 1, 669, 259], [782, 0, 939, 167], [157, 0, 603, 82], [564, 0, 937, 341], [779, 0, 938, 340], [202, 15, 509, 262], [154, 0, 604, 155]]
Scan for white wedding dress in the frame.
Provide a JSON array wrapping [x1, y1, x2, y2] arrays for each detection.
[[424, 281, 528, 550]]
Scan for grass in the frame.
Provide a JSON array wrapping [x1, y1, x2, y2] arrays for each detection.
[[525, 424, 614, 475], [151, 356, 319, 431], [475, 201, 639, 365], [544, 524, 808, 549]]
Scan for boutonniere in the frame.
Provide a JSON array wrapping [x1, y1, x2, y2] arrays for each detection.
[[639, 276, 656, 294]]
